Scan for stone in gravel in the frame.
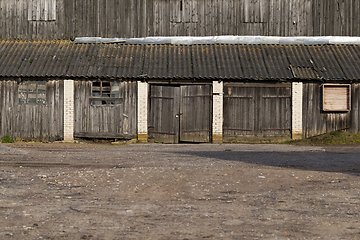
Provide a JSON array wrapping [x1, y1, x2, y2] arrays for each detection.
[[223, 219, 244, 226]]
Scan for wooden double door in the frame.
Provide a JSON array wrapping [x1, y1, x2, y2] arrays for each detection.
[[148, 84, 212, 143], [223, 83, 292, 141]]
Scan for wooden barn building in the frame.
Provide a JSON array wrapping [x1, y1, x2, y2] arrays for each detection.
[[0, 38, 360, 143], [1, 0, 360, 142]]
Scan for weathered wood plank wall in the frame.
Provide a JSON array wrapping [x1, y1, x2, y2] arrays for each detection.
[[148, 85, 180, 143], [351, 83, 360, 134], [0, 79, 64, 141], [74, 80, 137, 139], [179, 84, 212, 143], [302, 82, 360, 138], [148, 84, 211, 143], [223, 82, 291, 142], [0, 0, 65, 39], [2, 0, 360, 39]]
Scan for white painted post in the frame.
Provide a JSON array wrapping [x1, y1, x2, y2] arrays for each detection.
[[212, 81, 223, 143], [137, 81, 148, 142], [292, 82, 303, 139], [63, 80, 74, 142]]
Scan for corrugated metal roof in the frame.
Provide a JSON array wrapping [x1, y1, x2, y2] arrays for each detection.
[[1, 40, 360, 81]]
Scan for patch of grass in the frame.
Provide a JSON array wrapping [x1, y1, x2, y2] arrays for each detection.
[[283, 130, 360, 146], [2, 135, 14, 143], [330, 131, 342, 137]]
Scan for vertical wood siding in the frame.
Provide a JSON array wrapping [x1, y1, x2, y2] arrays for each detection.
[[223, 82, 291, 142], [148, 85, 180, 144], [2, 0, 360, 39], [302, 82, 359, 138], [179, 85, 212, 143], [74, 80, 137, 139], [148, 84, 211, 143], [0, 0, 65, 39], [351, 83, 360, 134], [0, 79, 64, 141]]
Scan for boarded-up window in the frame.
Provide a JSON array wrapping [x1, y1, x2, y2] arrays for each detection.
[[322, 84, 350, 112], [28, 0, 57, 21], [242, 0, 268, 23], [19, 81, 46, 104], [91, 81, 121, 106], [170, 0, 198, 23]]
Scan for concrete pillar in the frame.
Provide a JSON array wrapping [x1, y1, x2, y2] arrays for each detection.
[[212, 81, 223, 143], [292, 82, 303, 139], [137, 81, 148, 142], [63, 80, 74, 142]]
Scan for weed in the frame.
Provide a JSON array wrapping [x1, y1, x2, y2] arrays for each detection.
[[2, 135, 14, 143]]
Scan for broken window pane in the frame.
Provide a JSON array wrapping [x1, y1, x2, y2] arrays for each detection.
[[18, 81, 46, 104], [92, 100, 101, 105], [18, 82, 28, 103], [111, 82, 120, 98], [91, 81, 121, 106]]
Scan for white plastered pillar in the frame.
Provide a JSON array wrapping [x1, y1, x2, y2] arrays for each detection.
[[212, 81, 223, 143], [63, 80, 74, 142], [292, 82, 303, 139], [137, 81, 148, 142]]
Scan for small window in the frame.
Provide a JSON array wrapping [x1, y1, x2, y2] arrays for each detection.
[[322, 84, 350, 112], [19, 81, 46, 104], [91, 81, 121, 106], [28, 0, 57, 21]]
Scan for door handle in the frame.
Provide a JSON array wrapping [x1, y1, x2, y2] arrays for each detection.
[[175, 113, 183, 118]]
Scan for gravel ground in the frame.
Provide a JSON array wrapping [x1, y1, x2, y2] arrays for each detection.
[[0, 144, 27, 155], [1, 143, 360, 239]]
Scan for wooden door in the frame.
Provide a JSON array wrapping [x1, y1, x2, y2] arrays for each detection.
[[148, 85, 180, 143], [148, 84, 212, 143], [179, 85, 212, 143], [223, 85, 255, 137], [224, 83, 291, 141], [260, 86, 291, 137]]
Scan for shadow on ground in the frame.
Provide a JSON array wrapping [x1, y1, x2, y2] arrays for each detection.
[[171, 149, 360, 175]]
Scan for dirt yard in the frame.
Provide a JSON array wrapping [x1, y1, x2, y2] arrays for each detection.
[[1, 142, 360, 239]]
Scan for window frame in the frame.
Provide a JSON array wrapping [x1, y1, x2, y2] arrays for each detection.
[[18, 80, 47, 105], [322, 84, 351, 112], [90, 80, 122, 106]]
